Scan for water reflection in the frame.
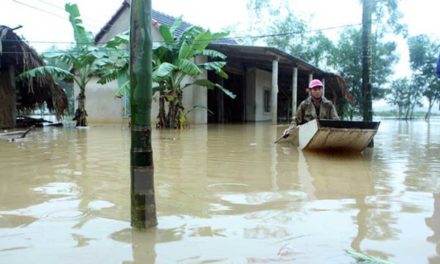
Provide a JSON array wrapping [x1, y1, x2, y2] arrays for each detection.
[[426, 193, 440, 264], [1, 120, 440, 263]]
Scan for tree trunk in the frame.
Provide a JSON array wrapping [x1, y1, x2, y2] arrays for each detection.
[[129, 0, 157, 229], [405, 103, 411, 120], [73, 91, 87, 127], [157, 92, 166, 128], [361, 0, 373, 122], [0, 65, 16, 128], [177, 93, 184, 128], [167, 100, 176, 128], [425, 98, 433, 121]]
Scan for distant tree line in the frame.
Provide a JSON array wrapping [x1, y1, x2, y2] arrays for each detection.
[[239, 0, 439, 120]]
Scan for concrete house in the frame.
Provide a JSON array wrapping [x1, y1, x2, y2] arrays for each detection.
[[85, 0, 349, 125]]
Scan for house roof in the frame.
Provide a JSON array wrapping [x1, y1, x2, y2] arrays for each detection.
[[94, 0, 237, 45], [209, 43, 350, 102], [0, 25, 67, 117], [94, 1, 350, 103]]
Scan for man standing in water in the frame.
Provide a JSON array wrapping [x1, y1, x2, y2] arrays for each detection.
[[282, 79, 339, 137]]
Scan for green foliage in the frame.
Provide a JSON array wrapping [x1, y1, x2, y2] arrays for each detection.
[[241, 0, 405, 119], [15, 3, 129, 126], [16, 66, 74, 81], [387, 77, 423, 119], [329, 27, 398, 114], [345, 249, 394, 264], [369, 0, 407, 36], [65, 3, 91, 46], [152, 18, 234, 128], [407, 35, 440, 120], [41, 47, 75, 115]]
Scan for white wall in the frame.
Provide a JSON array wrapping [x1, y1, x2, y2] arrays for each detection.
[[77, 8, 208, 125], [245, 67, 273, 122], [96, 11, 130, 45], [245, 68, 256, 121], [182, 56, 208, 125], [255, 69, 273, 121]]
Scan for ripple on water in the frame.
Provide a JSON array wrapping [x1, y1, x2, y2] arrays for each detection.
[[1, 122, 440, 263], [87, 200, 115, 210], [33, 182, 79, 196], [219, 191, 307, 206]]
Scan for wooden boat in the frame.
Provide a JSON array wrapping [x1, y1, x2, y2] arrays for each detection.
[[289, 119, 380, 152]]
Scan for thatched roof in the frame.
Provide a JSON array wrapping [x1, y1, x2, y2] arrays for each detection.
[[0, 25, 67, 117]]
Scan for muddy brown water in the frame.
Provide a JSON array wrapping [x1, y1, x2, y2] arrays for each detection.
[[1, 119, 440, 263]]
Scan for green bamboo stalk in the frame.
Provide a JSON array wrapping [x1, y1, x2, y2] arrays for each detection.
[[129, 0, 157, 229], [361, 0, 374, 147], [361, 0, 373, 122]]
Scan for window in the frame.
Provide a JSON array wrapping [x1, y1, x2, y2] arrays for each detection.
[[264, 90, 271, 113]]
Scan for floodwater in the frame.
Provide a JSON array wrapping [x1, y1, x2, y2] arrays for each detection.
[[0, 119, 440, 264]]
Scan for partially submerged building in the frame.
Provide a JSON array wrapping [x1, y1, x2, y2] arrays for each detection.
[[85, 0, 349, 125], [0, 25, 67, 128]]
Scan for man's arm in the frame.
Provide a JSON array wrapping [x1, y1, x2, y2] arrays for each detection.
[[295, 102, 305, 126], [330, 104, 340, 120], [283, 103, 303, 137]]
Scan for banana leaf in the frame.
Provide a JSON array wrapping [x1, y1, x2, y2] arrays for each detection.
[[345, 249, 394, 264], [16, 66, 74, 81]]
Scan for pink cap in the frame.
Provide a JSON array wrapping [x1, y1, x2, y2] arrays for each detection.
[[309, 79, 323, 88]]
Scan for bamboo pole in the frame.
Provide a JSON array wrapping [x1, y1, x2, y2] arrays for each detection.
[[361, 0, 373, 147], [361, 0, 373, 122], [130, 0, 157, 229]]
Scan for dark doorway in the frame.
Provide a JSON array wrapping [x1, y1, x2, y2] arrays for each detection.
[[208, 72, 245, 123]]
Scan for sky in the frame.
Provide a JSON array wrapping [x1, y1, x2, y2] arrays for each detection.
[[2, 0, 438, 68], [1, 0, 439, 109]]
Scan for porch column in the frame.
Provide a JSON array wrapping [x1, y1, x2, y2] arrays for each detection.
[[292, 67, 298, 120], [322, 78, 326, 95], [308, 73, 313, 85], [272, 58, 278, 125]]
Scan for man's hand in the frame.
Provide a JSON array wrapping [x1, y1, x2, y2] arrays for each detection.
[[282, 128, 290, 138]]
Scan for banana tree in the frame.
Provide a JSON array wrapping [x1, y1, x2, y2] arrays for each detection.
[[152, 18, 236, 128], [17, 3, 125, 126]]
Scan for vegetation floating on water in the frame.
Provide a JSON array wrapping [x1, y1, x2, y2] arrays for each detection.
[[345, 249, 394, 264]]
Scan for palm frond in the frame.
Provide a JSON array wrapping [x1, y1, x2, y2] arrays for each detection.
[[159, 25, 174, 45], [16, 66, 74, 81], [191, 31, 212, 52], [153, 62, 176, 78], [169, 16, 183, 35], [184, 79, 236, 99], [185, 104, 214, 116], [198, 61, 228, 79], [213, 83, 236, 99], [178, 41, 193, 60], [345, 249, 394, 264], [201, 49, 227, 59], [105, 31, 129, 48], [177, 59, 201, 76], [115, 80, 130, 98], [65, 3, 91, 45]]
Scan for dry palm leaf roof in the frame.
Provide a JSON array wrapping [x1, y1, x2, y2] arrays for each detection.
[[0, 25, 67, 117]]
